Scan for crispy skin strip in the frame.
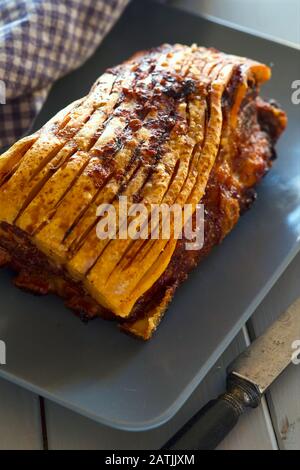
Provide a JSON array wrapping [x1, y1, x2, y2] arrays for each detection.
[[0, 99, 83, 188], [0, 135, 39, 186]]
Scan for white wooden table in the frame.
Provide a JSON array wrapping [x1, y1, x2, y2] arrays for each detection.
[[0, 0, 299, 450]]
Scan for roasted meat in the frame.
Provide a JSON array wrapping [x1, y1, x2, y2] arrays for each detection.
[[0, 44, 287, 339]]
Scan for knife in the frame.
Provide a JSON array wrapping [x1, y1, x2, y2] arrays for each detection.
[[163, 297, 300, 450]]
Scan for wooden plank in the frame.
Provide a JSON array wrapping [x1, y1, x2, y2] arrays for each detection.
[[218, 397, 277, 450], [249, 252, 300, 450], [0, 378, 42, 449], [45, 328, 277, 450]]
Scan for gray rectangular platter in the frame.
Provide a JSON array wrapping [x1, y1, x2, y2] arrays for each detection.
[[0, 0, 299, 431]]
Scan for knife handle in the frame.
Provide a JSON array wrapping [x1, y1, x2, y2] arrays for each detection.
[[162, 375, 261, 450]]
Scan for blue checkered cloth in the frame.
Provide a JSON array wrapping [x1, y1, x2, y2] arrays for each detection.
[[0, 0, 129, 149]]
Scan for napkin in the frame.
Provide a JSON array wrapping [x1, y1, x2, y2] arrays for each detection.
[[0, 0, 129, 149]]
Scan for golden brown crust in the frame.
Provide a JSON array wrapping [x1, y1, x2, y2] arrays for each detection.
[[0, 44, 287, 339]]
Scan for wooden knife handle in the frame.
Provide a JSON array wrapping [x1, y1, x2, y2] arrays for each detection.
[[162, 375, 261, 450]]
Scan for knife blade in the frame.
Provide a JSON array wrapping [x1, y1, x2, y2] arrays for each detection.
[[230, 297, 300, 394], [163, 297, 300, 450]]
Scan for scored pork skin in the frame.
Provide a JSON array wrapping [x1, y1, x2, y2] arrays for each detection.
[[0, 44, 287, 338]]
